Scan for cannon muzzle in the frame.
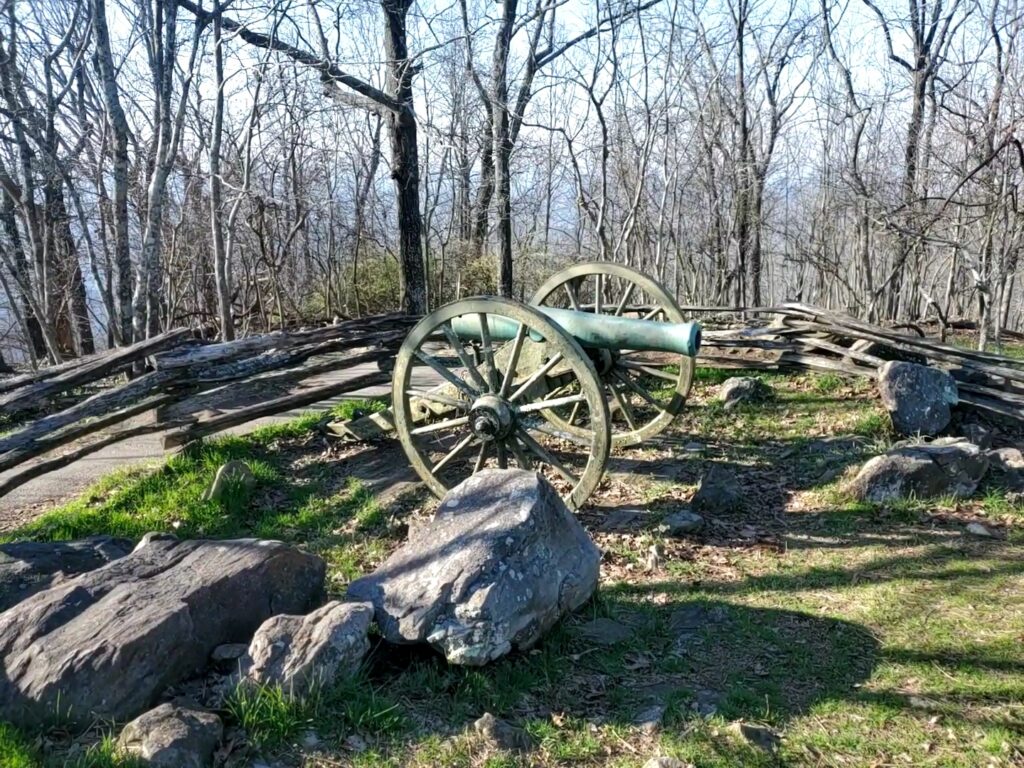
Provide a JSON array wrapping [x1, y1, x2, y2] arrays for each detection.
[[451, 306, 701, 357]]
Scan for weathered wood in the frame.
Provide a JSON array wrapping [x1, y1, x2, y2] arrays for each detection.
[[159, 348, 393, 421], [0, 419, 177, 498], [153, 315, 414, 369], [163, 369, 391, 448], [0, 329, 193, 403], [0, 370, 178, 459], [0, 394, 175, 478]]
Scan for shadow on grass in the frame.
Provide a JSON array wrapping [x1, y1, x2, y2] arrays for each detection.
[[358, 594, 879, 739]]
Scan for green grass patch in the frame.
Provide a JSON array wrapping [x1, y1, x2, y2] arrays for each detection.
[[0, 723, 38, 768], [5, 372, 1023, 767], [331, 398, 389, 421]]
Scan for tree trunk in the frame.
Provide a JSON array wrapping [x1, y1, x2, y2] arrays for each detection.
[[382, 0, 427, 314]]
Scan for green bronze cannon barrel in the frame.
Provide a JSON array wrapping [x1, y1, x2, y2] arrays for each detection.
[[450, 306, 702, 358]]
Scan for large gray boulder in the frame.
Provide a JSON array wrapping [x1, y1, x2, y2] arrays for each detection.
[[0, 536, 132, 612], [877, 361, 958, 436], [348, 469, 600, 666], [117, 703, 223, 768], [0, 536, 325, 727], [245, 600, 373, 695], [848, 442, 989, 503]]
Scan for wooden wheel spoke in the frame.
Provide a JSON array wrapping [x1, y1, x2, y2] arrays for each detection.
[[568, 400, 582, 426], [410, 415, 470, 436], [617, 360, 680, 382], [515, 393, 587, 414], [508, 437, 533, 470], [612, 369, 661, 408], [477, 313, 502, 392], [496, 441, 508, 469], [431, 432, 477, 474], [614, 283, 636, 316], [517, 429, 579, 485], [440, 322, 489, 392], [406, 389, 470, 410], [499, 322, 527, 397], [414, 350, 479, 398], [642, 305, 667, 321], [509, 353, 564, 402], [564, 281, 582, 310], [473, 441, 490, 472], [595, 273, 604, 314], [610, 382, 638, 431]]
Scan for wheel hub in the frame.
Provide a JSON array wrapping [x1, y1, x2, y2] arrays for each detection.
[[469, 394, 515, 442]]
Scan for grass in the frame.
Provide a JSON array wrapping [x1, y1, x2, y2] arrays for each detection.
[[0, 723, 37, 768], [2, 371, 1023, 767]]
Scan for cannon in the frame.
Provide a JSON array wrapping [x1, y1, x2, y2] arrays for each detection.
[[392, 262, 702, 508]]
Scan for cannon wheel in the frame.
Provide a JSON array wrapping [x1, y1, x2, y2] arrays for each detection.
[[393, 297, 611, 509], [531, 262, 695, 447]]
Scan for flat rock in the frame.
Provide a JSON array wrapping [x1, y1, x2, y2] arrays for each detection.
[[473, 712, 532, 752], [729, 721, 781, 752], [0, 536, 133, 612], [575, 617, 634, 646], [877, 361, 958, 436], [118, 703, 222, 768], [847, 442, 989, 503], [633, 704, 665, 733], [658, 510, 704, 536], [0, 537, 325, 727], [966, 522, 996, 538], [348, 469, 599, 666], [719, 377, 771, 411], [245, 600, 373, 695]]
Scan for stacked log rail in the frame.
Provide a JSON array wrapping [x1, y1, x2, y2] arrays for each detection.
[[0, 314, 417, 496], [694, 303, 1024, 424], [3, 302, 1024, 498]]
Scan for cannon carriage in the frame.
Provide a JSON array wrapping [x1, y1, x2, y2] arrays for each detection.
[[392, 262, 702, 508]]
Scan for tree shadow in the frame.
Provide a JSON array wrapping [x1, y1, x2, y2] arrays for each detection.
[[361, 593, 879, 736]]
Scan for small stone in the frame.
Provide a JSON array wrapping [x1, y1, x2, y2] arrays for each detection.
[[642, 757, 691, 768], [575, 617, 634, 646], [691, 465, 743, 514], [598, 507, 642, 532], [343, 734, 368, 753], [692, 689, 719, 717], [633, 704, 665, 733], [245, 601, 373, 696], [719, 377, 771, 410], [299, 731, 321, 749], [990, 447, 1024, 471], [202, 460, 256, 503], [729, 721, 781, 752], [473, 712, 532, 752], [118, 703, 223, 768], [210, 644, 249, 671], [966, 522, 995, 538], [659, 510, 704, 537]]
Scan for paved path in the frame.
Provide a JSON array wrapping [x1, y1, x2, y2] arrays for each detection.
[[0, 362, 438, 529]]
